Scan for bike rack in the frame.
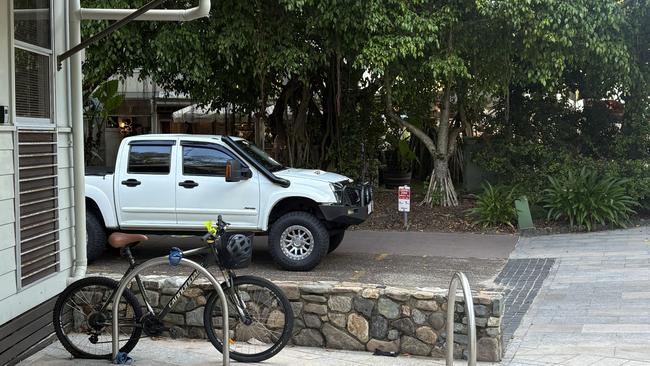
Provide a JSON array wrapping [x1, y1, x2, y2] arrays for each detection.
[[111, 257, 230, 365], [446, 272, 476, 366]]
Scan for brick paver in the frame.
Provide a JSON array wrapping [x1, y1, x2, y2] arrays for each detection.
[[494, 258, 555, 344]]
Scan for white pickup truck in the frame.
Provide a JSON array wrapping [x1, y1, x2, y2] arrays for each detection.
[[85, 134, 373, 271]]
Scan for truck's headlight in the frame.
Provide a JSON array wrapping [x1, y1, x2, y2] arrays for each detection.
[[330, 182, 343, 203]]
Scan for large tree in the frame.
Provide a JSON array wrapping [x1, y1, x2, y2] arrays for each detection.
[[81, 0, 639, 206], [357, 0, 630, 206]]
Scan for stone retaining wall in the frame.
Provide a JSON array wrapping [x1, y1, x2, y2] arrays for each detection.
[[126, 276, 504, 362]]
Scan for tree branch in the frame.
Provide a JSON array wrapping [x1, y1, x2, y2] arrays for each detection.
[[384, 71, 437, 156]]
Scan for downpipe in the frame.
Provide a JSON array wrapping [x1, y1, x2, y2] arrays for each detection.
[[65, 0, 211, 285], [68, 0, 87, 284]]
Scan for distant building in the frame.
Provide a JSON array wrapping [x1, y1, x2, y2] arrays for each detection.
[[100, 71, 255, 166]]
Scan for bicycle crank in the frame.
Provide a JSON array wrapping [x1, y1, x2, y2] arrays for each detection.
[[141, 314, 167, 337]]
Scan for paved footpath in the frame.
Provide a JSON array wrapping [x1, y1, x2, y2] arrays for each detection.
[[503, 226, 650, 366], [25, 228, 650, 365], [26, 337, 493, 366]]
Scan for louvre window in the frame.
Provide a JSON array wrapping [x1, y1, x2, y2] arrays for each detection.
[[13, 0, 52, 120], [18, 130, 59, 287]]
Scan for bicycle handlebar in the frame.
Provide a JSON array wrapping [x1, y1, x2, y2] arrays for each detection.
[[202, 215, 231, 244]]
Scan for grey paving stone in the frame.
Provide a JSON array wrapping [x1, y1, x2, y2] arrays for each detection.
[[504, 227, 650, 365]]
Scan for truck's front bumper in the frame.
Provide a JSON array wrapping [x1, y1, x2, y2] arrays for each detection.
[[320, 182, 373, 225], [319, 203, 372, 225]]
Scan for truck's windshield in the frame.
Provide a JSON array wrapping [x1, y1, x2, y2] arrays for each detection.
[[234, 140, 285, 172]]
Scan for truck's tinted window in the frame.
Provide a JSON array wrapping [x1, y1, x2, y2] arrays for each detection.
[[183, 146, 232, 176], [128, 145, 172, 174]]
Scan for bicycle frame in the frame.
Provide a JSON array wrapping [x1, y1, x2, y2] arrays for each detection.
[[101, 238, 246, 325]]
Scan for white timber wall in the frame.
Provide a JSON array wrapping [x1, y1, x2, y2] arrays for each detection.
[[0, 1, 77, 326]]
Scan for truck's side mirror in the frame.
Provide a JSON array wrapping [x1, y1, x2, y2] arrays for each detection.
[[225, 159, 246, 182], [241, 166, 253, 179]]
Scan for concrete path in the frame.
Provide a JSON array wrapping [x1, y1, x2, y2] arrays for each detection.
[[503, 227, 650, 365], [25, 338, 492, 366], [90, 230, 516, 289], [342, 230, 517, 258]]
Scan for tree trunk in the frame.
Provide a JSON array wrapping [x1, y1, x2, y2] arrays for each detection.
[[419, 82, 459, 207], [384, 71, 460, 207], [422, 156, 457, 207], [255, 76, 267, 148]]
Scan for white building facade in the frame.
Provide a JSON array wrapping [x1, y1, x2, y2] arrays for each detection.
[[0, 1, 211, 363], [0, 1, 77, 363]]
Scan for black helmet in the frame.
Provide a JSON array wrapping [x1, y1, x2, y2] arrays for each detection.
[[220, 233, 253, 269]]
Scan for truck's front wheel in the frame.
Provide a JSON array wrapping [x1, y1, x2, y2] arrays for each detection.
[[328, 230, 346, 253], [268, 212, 329, 271], [86, 212, 107, 263]]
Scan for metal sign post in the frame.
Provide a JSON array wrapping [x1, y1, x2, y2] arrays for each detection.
[[398, 185, 410, 228]]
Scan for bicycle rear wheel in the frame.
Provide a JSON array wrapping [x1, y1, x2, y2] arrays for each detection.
[[52, 276, 143, 359], [204, 275, 294, 362]]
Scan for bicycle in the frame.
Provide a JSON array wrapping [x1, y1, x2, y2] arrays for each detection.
[[52, 216, 294, 363]]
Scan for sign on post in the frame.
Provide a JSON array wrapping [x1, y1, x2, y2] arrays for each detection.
[[398, 185, 410, 228], [398, 186, 411, 212]]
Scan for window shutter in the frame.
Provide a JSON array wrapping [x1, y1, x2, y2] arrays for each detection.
[[18, 130, 59, 287]]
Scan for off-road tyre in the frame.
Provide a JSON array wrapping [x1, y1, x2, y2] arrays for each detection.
[[268, 211, 329, 271], [327, 230, 346, 253], [86, 212, 107, 263]]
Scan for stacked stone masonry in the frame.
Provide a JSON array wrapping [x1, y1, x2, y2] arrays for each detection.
[[127, 277, 504, 362]]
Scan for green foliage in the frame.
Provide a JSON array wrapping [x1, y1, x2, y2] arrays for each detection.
[[383, 127, 417, 172], [87, 79, 124, 120], [467, 183, 518, 228], [542, 168, 638, 231], [84, 80, 124, 165], [474, 137, 650, 210], [79, 0, 648, 206]]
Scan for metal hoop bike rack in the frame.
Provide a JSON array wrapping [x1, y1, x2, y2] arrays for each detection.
[[446, 272, 476, 366], [111, 257, 230, 366]]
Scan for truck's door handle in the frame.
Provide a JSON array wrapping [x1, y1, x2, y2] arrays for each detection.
[[121, 179, 141, 187], [178, 180, 199, 188]]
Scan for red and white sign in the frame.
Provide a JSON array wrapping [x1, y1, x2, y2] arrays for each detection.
[[398, 185, 410, 212]]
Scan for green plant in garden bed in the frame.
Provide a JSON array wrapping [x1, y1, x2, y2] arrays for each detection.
[[467, 183, 518, 228], [542, 167, 638, 231]]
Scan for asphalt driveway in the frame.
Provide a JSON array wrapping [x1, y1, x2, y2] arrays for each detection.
[[89, 230, 517, 290]]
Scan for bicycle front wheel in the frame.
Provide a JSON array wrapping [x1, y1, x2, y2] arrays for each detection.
[[204, 275, 294, 362], [52, 276, 143, 359]]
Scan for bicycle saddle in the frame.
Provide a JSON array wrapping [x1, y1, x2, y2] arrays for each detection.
[[108, 232, 148, 248]]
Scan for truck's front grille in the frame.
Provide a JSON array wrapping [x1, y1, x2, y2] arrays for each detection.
[[341, 183, 372, 206], [343, 187, 360, 206]]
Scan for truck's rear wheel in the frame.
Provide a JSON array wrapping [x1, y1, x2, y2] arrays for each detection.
[[268, 212, 329, 271], [86, 212, 107, 263], [328, 230, 346, 253]]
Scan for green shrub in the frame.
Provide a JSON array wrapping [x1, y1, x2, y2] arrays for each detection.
[[473, 139, 650, 210], [467, 183, 518, 228], [542, 167, 638, 231]]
